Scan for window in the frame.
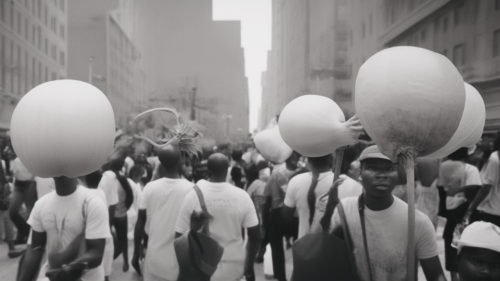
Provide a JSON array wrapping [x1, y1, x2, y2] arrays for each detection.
[[17, 46, 21, 94], [494, 29, 500, 57], [44, 6, 48, 26], [32, 25, 36, 46], [414, 34, 419, 46], [443, 49, 448, 58], [443, 16, 448, 32], [45, 66, 49, 82], [51, 45, 57, 61], [32, 58, 36, 89], [59, 51, 65, 66], [496, 0, 500, 10], [453, 44, 464, 66], [9, 1, 14, 28], [0, 36, 5, 90], [421, 28, 427, 42], [17, 12, 22, 35], [44, 38, 48, 55], [60, 0, 65, 12], [362, 22, 365, 39], [25, 19, 29, 40], [60, 24, 65, 39], [454, 6, 461, 26]]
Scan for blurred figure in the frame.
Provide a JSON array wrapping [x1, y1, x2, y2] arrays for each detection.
[[437, 147, 482, 281], [9, 154, 34, 245], [261, 152, 300, 281]]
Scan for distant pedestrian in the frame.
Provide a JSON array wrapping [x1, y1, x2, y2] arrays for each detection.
[[132, 145, 195, 281], [175, 153, 261, 281], [9, 155, 34, 245]]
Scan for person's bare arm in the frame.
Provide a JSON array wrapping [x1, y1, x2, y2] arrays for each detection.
[[465, 184, 492, 219], [244, 225, 261, 281], [420, 256, 447, 281], [132, 209, 147, 275], [108, 204, 116, 228], [45, 238, 106, 281], [18, 230, 46, 281]]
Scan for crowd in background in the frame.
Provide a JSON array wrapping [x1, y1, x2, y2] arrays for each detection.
[[1, 129, 500, 281]]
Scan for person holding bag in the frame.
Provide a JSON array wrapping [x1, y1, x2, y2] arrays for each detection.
[[437, 147, 482, 281], [329, 145, 446, 281], [175, 153, 260, 281]]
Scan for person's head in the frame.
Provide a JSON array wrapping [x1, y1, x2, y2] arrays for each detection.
[[231, 150, 243, 162], [455, 221, 500, 281], [244, 162, 260, 186], [110, 156, 125, 172], [447, 147, 469, 161], [207, 153, 229, 182], [230, 165, 243, 187], [285, 151, 301, 170], [358, 145, 400, 199], [307, 153, 333, 172], [85, 170, 103, 189], [158, 144, 182, 173], [129, 165, 145, 182]]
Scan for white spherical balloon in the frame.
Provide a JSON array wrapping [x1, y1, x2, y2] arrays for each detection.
[[11, 80, 116, 178], [254, 127, 293, 164]]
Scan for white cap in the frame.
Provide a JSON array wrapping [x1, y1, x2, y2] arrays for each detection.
[[453, 221, 500, 254]]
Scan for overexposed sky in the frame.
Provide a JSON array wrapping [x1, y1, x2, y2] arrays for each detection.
[[213, 0, 271, 132]]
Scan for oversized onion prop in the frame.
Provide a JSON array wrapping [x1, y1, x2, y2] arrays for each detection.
[[421, 82, 485, 159], [355, 46, 466, 280], [10, 80, 115, 179], [278, 95, 364, 229], [131, 108, 202, 159], [254, 127, 293, 164]]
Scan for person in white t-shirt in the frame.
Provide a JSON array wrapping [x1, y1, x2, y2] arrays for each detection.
[[84, 170, 114, 281], [175, 153, 261, 281], [464, 135, 500, 229], [284, 154, 363, 239], [96, 168, 119, 280], [437, 147, 482, 280], [132, 145, 194, 281], [329, 145, 445, 281], [19, 177, 111, 281]]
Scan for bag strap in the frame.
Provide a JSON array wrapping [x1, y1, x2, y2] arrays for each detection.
[[337, 201, 360, 281], [358, 194, 374, 281], [193, 185, 210, 235], [320, 178, 341, 232]]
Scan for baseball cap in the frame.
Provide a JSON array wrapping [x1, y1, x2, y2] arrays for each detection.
[[453, 221, 500, 254], [358, 145, 392, 162]]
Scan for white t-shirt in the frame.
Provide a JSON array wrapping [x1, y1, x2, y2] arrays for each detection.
[[34, 177, 55, 199], [438, 161, 482, 210], [330, 196, 439, 281], [97, 171, 119, 206], [139, 177, 194, 280], [284, 172, 363, 239], [28, 186, 111, 281], [10, 157, 34, 181], [175, 179, 259, 281], [479, 151, 500, 216]]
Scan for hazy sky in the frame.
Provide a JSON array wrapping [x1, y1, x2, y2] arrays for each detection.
[[213, 0, 271, 132]]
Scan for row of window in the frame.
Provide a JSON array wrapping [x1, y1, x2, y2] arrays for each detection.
[[0, 0, 66, 40], [0, 35, 61, 95]]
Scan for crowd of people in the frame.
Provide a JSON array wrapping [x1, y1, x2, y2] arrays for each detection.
[[1, 128, 500, 281]]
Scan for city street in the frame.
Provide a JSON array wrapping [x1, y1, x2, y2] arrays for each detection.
[[1, 219, 449, 281]]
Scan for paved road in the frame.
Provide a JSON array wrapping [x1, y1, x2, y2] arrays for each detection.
[[1, 219, 449, 281]]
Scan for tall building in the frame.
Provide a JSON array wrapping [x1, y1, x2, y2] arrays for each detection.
[[260, 0, 354, 128], [67, 0, 148, 128], [348, 0, 500, 132], [0, 0, 67, 132], [135, 0, 249, 143]]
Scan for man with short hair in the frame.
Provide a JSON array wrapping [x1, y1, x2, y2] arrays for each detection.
[[329, 145, 446, 281], [175, 153, 261, 281], [132, 145, 194, 281]]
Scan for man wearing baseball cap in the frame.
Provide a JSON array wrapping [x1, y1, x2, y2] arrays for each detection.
[[329, 145, 446, 281], [455, 221, 500, 281]]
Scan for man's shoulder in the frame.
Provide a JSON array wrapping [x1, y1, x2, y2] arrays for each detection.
[[289, 172, 310, 184]]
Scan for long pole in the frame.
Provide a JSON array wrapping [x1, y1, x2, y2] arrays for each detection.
[[319, 146, 345, 231]]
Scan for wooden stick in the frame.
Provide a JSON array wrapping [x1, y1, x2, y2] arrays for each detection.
[[404, 156, 416, 281], [319, 146, 346, 231]]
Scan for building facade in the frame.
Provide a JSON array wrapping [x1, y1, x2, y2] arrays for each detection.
[[0, 0, 67, 131], [135, 0, 249, 143], [260, 0, 354, 128], [348, 0, 500, 132], [67, 0, 147, 129]]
